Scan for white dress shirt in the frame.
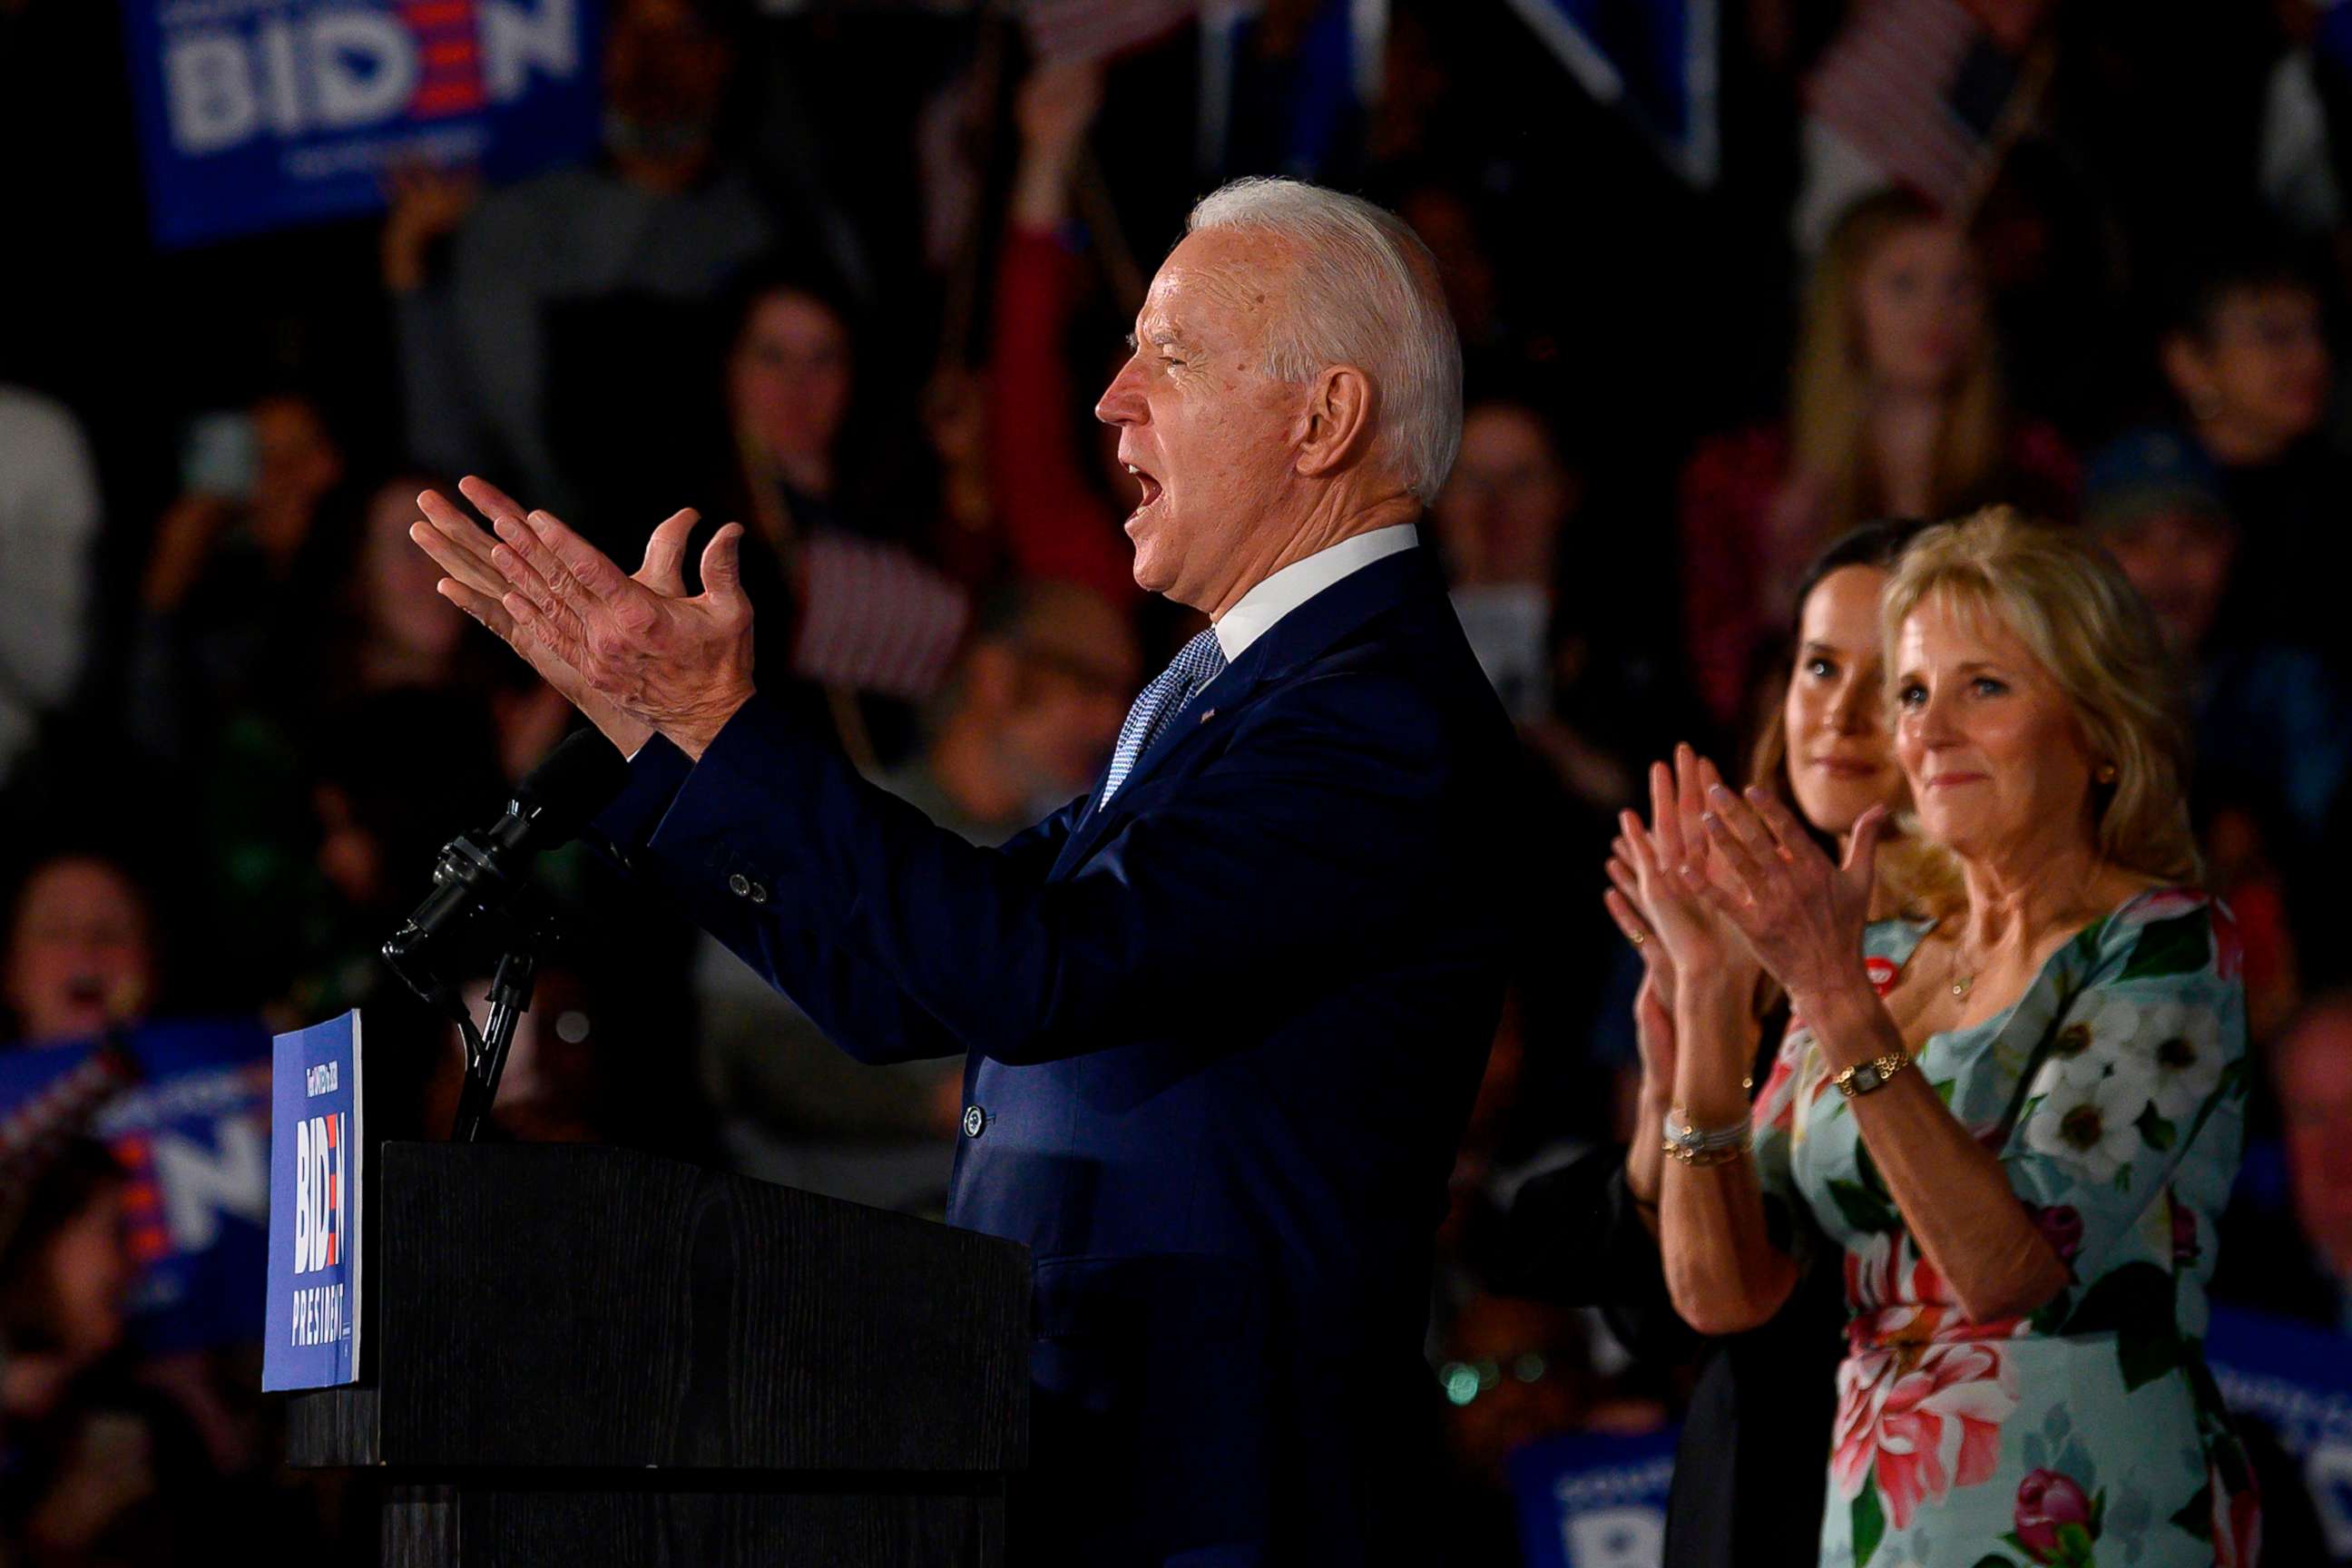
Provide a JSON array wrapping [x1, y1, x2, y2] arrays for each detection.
[[1211, 524, 1419, 662]]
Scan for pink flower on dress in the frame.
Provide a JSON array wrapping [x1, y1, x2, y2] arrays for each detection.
[[1843, 1230, 1954, 1316], [1832, 1341, 2019, 1531], [2013, 1469, 2092, 1562]]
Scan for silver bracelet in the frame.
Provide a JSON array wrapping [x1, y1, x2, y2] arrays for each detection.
[[1662, 1107, 1749, 1154]]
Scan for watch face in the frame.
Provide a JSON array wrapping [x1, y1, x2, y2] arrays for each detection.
[[1854, 1065, 1881, 1091]]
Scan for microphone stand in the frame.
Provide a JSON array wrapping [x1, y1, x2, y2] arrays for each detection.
[[386, 887, 560, 1144], [451, 917, 537, 1145]]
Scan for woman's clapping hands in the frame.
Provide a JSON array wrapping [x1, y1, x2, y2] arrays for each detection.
[[1672, 753, 1886, 1017], [1607, 746, 1758, 987], [1603, 746, 1771, 1107]]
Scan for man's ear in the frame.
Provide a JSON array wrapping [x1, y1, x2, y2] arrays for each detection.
[[1294, 365, 1377, 480]]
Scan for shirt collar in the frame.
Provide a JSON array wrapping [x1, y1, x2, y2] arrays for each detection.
[[1212, 524, 1420, 662]]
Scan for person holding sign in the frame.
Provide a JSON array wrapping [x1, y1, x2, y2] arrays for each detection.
[[407, 178, 1516, 1565], [1619, 511, 2258, 1567]]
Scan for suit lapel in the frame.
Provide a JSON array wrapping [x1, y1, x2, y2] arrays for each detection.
[[1054, 547, 1443, 874]]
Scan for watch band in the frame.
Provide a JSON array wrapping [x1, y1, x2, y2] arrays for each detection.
[[1833, 1051, 1914, 1100]]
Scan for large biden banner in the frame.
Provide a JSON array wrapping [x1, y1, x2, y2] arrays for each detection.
[[120, 0, 603, 248]]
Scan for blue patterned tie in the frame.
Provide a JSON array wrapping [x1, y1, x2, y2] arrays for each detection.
[[1098, 628, 1227, 807]]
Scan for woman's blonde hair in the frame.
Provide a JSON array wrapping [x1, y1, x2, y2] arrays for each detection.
[[1791, 191, 2006, 543], [1881, 507, 2200, 885]]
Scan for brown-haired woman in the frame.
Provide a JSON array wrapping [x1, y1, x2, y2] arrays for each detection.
[[1629, 509, 2257, 1566], [1678, 191, 2077, 730]]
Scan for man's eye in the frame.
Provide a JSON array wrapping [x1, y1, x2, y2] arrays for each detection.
[[1806, 657, 1837, 681], [1896, 684, 1926, 707]]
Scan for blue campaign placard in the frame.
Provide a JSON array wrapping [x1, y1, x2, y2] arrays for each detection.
[[118, 0, 603, 249], [0, 1018, 274, 1355], [2207, 1305, 2352, 1561], [1509, 1424, 1679, 1568], [261, 1010, 364, 1391]]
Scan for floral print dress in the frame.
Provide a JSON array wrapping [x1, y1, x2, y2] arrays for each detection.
[[1751, 888, 2259, 1568]]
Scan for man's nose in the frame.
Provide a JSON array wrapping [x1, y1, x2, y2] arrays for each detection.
[[1095, 358, 1146, 426]]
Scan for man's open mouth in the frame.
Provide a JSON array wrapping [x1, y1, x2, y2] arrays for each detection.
[[1122, 462, 1164, 514]]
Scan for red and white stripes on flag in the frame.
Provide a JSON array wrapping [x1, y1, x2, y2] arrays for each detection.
[[1803, 0, 1997, 210], [1020, 0, 1200, 68], [789, 533, 972, 701]]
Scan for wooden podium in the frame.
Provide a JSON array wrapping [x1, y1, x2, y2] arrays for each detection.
[[286, 1142, 1029, 1566]]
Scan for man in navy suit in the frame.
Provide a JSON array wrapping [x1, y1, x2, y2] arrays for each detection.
[[409, 177, 1518, 1564]]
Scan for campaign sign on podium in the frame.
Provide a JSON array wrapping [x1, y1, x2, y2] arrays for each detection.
[[262, 1010, 364, 1391]]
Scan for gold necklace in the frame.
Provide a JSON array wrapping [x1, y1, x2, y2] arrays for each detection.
[[1943, 926, 1979, 999]]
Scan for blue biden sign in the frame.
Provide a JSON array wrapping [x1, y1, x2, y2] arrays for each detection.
[[263, 1010, 365, 1391], [121, 0, 602, 247]]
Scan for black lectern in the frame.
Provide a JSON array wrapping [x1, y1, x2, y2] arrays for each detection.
[[286, 1142, 1029, 1566]]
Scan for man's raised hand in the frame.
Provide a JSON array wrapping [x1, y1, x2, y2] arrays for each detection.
[[467, 480, 755, 760], [410, 480, 653, 756], [407, 475, 757, 759]]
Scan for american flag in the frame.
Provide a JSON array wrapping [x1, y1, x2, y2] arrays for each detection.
[[789, 533, 972, 701], [1020, 0, 1200, 68], [1804, 0, 2028, 210]]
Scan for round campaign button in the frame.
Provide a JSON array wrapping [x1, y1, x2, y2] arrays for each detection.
[[962, 1104, 986, 1139]]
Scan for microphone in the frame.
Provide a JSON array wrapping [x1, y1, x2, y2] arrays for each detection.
[[380, 730, 631, 996]]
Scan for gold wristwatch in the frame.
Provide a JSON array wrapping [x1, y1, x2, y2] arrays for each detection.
[[1833, 1051, 1913, 1099]]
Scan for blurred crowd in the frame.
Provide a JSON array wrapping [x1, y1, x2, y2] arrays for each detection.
[[6, 0, 2352, 1561]]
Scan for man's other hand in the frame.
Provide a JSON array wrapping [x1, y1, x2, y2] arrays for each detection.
[[446, 475, 755, 760], [410, 478, 654, 757]]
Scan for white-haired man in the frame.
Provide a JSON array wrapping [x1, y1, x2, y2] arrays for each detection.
[[411, 177, 1520, 1564]]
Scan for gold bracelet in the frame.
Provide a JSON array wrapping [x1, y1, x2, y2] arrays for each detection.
[[1661, 1137, 1746, 1168], [1832, 1050, 1913, 1100]]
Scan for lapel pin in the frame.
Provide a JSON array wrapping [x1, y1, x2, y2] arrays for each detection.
[[1199, 708, 1217, 723]]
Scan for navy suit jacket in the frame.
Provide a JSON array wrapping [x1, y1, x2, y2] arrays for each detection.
[[593, 544, 1518, 1564]]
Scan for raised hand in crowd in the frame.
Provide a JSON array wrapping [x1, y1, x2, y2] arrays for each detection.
[[379, 162, 482, 296], [137, 492, 235, 618], [1010, 60, 1104, 230], [139, 396, 344, 617], [409, 477, 753, 759]]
